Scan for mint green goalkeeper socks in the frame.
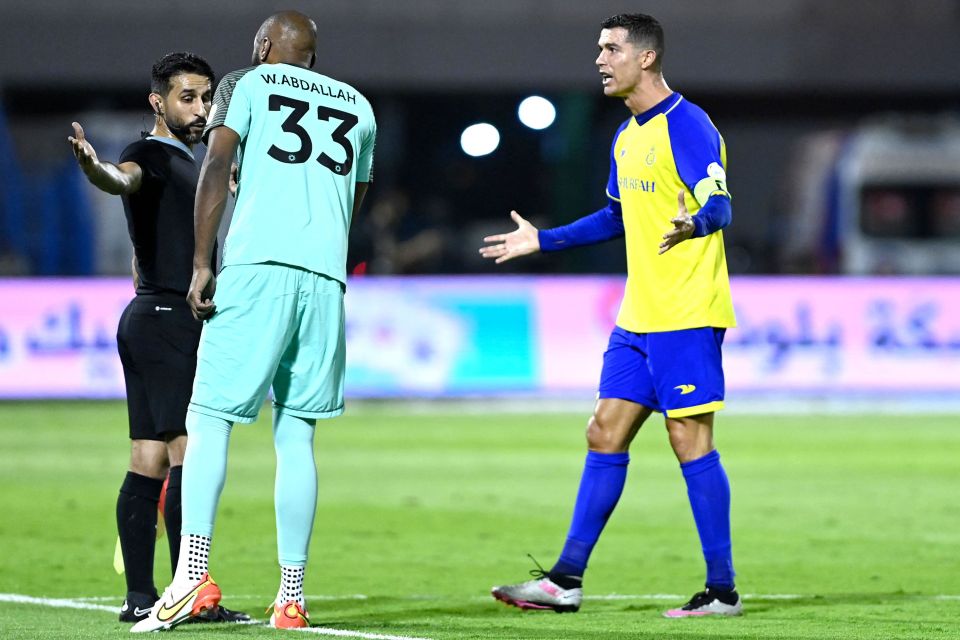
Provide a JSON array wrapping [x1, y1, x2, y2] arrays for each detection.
[[273, 408, 318, 567]]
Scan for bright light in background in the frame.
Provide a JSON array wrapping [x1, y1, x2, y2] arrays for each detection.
[[460, 123, 500, 157], [517, 96, 556, 130]]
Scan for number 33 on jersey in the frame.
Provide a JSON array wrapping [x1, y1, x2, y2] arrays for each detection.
[[203, 63, 377, 284]]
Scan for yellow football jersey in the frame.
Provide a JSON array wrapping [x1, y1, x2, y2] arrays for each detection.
[[606, 93, 736, 332]]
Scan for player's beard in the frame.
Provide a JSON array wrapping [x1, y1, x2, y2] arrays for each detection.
[[165, 115, 206, 146]]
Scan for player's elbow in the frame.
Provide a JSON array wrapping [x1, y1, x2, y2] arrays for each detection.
[[693, 195, 732, 237], [713, 194, 732, 228]]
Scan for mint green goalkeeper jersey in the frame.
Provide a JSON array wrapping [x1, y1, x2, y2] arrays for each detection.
[[204, 63, 376, 284]]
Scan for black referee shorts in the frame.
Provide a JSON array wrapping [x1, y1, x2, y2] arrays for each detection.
[[116, 294, 202, 441]]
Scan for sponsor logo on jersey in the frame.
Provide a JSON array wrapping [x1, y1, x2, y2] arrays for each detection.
[[618, 177, 656, 193]]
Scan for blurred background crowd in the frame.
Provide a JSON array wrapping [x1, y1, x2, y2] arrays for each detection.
[[0, 0, 958, 279]]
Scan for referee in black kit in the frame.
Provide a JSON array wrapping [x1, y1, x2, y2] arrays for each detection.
[[68, 52, 247, 625]]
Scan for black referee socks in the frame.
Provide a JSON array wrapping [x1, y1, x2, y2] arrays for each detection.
[[116, 471, 163, 597], [164, 465, 183, 577]]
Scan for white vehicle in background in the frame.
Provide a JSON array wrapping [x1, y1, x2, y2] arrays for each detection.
[[835, 115, 960, 274], [780, 116, 960, 275]]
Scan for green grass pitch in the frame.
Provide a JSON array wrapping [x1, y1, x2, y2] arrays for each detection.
[[0, 401, 958, 639]]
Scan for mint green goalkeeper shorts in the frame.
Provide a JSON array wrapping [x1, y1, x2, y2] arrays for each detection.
[[189, 262, 346, 424]]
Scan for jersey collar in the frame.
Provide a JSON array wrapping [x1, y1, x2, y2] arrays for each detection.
[[146, 135, 195, 160], [632, 92, 682, 127]]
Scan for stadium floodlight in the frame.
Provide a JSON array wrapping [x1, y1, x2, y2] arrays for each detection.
[[517, 96, 556, 130], [460, 123, 500, 157]]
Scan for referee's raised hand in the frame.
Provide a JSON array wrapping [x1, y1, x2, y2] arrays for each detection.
[[67, 122, 99, 175], [188, 266, 217, 320], [479, 210, 541, 264], [67, 121, 142, 196]]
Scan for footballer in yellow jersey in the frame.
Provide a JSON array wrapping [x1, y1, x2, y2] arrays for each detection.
[[606, 92, 735, 333], [482, 13, 741, 619]]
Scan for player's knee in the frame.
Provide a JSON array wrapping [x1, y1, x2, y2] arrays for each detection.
[[665, 417, 714, 463], [586, 414, 626, 452], [667, 431, 694, 461]]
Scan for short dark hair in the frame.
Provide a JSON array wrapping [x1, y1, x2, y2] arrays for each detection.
[[600, 13, 664, 69], [150, 52, 215, 96]]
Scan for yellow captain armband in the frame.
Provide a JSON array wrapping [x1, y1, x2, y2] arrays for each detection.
[[693, 162, 731, 206]]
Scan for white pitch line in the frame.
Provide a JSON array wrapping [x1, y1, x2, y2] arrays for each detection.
[[41, 592, 960, 605], [0, 593, 435, 640], [297, 627, 432, 640], [0, 593, 118, 613], [70, 596, 121, 602], [584, 594, 681, 601], [584, 593, 805, 601], [585, 593, 960, 601], [71, 594, 372, 603]]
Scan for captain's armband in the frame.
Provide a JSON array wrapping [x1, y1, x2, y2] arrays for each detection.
[[693, 162, 731, 206]]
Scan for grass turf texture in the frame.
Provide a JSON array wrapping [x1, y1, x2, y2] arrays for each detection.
[[0, 401, 957, 639]]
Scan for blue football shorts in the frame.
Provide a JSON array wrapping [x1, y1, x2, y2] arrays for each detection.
[[189, 262, 346, 424], [597, 326, 726, 418]]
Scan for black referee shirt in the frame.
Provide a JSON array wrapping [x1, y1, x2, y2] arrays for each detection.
[[119, 137, 214, 296]]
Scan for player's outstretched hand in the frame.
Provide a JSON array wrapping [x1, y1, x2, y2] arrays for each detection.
[[659, 190, 695, 254], [188, 266, 217, 320], [479, 210, 541, 264], [67, 122, 99, 174]]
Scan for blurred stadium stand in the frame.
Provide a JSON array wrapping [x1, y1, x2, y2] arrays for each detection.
[[1, 0, 958, 277], [3, 0, 959, 91]]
